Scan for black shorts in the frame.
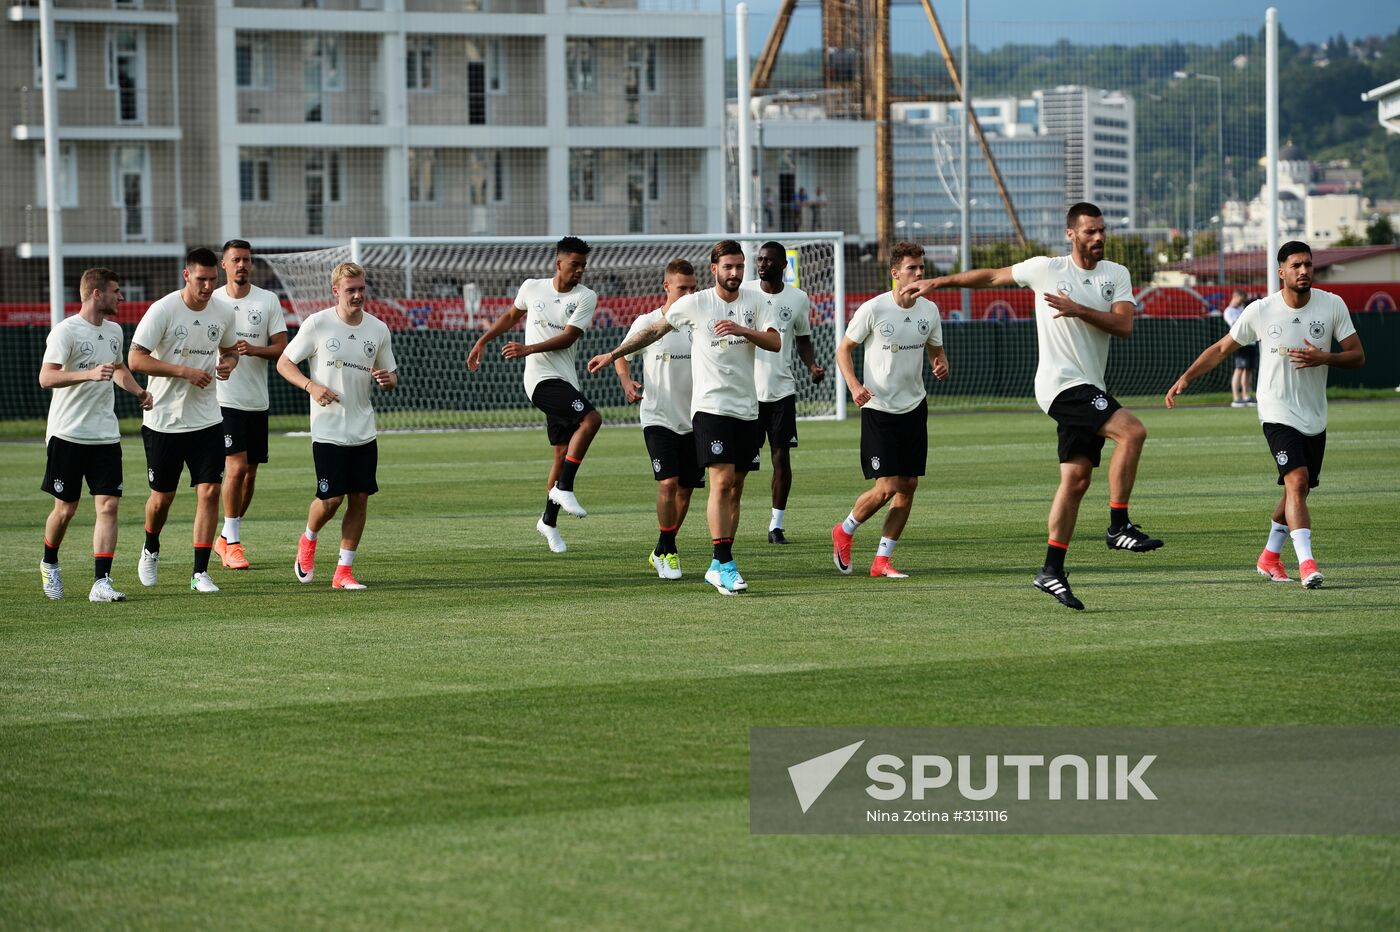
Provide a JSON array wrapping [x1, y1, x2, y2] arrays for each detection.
[[531, 379, 595, 446], [1233, 344, 1259, 370], [221, 407, 270, 464], [312, 440, 379, 498], [691, 412, 762, 472], [757, 395, 799, 450], [1047, 384, 1121, 467], [142, 424, 225, 492], [643, 426, 704, 488], [1263, 423, 1325, 489], [860, 399, 928, 479], [42, 437, 123, 502]]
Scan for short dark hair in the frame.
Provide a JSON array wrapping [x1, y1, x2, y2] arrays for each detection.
[[1066, 202, 1103, 229], [185, 247, 218, 269], [664, 258, 695, 277], [556, 235, 591, 257], [221, 239, 252, 256], [889, 241, 925, 269], [759, 240, 786, 255], [711, 240, 744, 264], [79, 268, 120, 300], [1277, 240, 1312, 264]]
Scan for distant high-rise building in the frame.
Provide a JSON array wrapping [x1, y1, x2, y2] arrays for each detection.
[[1035, 86, 1137, 229]]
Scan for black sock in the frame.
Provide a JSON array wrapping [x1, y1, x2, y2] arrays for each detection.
[[43, 541, 59, 564], [95, 554, 113, 580], [145, 529, 160, 554], [1109, 505, 1130, 532], [713, 538, 734, 563], [556, 456, 582, 492], [1045, 542, 1068, 576], [656, 527, 678, 555], [542, 499, 562, 527], [193, 546, 212, 575]]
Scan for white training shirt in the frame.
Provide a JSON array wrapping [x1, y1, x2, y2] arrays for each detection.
[[43, 314, 125, 444], [663, 287, 773, 421], [514, 278, 597, 398], [624, 307, 694, 435], [283, 307, 398, 447], [743, 281, 813, 403], [212, 284, 287, 412], [844, 292, 944, 415], [131, 290, 237, 434], [1011, 255, 1135, 413], [1229, 288, 1356, 437]]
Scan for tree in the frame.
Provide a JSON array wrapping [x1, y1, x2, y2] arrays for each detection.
[[1332, 225, 1366, 247], [1366, 215, 1398, 246], [1105, 235, 1154, 284]]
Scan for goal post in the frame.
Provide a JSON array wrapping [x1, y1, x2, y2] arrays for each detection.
[[260, 233, 848, 432]]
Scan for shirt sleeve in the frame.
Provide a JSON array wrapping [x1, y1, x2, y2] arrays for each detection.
[[513, 280, 531, 312], [374, 327, 397, 373], [283, 315, 316, 365], [268, 297, 288, 337], [844, 301, 873, 344], [1228, 305, 1259, 347], [1112, 265, 1136, 306], [131, 303, 161, 352], [1332, 298, 1357, 344], [664, 295, 694, 331], [926, 304, 944, 348], [42, 324, 71, 367], [1010, 256, 1043, 289], [567, 291, 596, 330], [622, 314, 650, 362], [219, 309, 238, 350], [792, 292, 813, 337]]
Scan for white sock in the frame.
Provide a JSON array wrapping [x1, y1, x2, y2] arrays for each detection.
[[770, 508, 785, 532], [841, 511, 863, 535], [304, 527, 318, 542], [1290, 528, 1313, 564], [338, 548, 356, 567], [877, 536, 897, 558], [1265, 521, 1289, 555], [222, 516, 241, 543]]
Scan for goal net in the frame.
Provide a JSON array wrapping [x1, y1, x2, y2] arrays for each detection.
[[260, 234, 846, 432]]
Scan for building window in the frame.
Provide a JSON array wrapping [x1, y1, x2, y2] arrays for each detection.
[[34, 26, 77, 89], [407, 38, 435, 92], [570, 149, 597, 202], [239, 152, 273, 203], [487, 40, 506, 94], [35, 144, 79, 208], [566, 40, 595, 93], [105, 29, 146, 124], [111, 145, 150, 241], [236, 36, 272, 90], [408, 149, 436, 202], [304, 149, 341, 236]]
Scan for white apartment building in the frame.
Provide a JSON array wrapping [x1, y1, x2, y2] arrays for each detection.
[[1035, 85, 1136, 228]]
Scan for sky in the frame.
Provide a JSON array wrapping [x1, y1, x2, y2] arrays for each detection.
[[728, 0, 1400, 54]]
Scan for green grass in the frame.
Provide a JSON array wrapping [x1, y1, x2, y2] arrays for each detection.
[[3, 400, 1399, 929]]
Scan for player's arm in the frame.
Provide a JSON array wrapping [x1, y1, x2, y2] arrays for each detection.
[[237, 331, 288, 360], [128, 343, 212, 388], [612, 356, 643, 404], [371, 367, 398, 391], [467, 305, 526, 371], [899, 266, 1016, 301], [588, 316, 674, 374], [926, 343, 949, 381], [795, 334, 825, 383], [276, 346, 339, 406], [835, 336, 873, 407], [505, 324, 584, 359], [717, 320, 781, 351], [1165, 332, 1242, 408], [112, 364, 154, 410], [1044, 296, 1135, 339], [38, 361, 114, 389], [1288, 333, 1364, 370]]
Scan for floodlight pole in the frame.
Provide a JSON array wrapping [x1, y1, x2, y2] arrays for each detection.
[[1266, 7, 1279, 289], [39, 0, 64, 326], [959, 0, 970, 316], [736, 3, 753, 238]]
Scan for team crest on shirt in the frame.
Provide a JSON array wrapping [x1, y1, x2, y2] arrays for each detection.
[[1308, 320, 1325, 340], [1056, 281, 1072, 296], [52, 479, 65, 493], [564, 302, 578, 316], [1092, 394, 1109, 411], [363, 341, 376, 358], [326, 339, 340, 352], [319, 478, 330, 493], [148, 467, 155, 482], [224, 434, 233, 449], [1101, 282, 1114, 302], [207, 325, 221, 342], [870, 456, 881, 470], [175, 325, 189, 340], [78, 341, 94, 357], [917, 319, 930, 336], [710, 440, 724, 455], [878, 321, 895, 338], [652, 458, 662, 473], [108, 337, 120, 355], [1275, 451, 1289, 466], [571, 399, 585, 412], [741, 309, 755, 326], [248, 309, 263, 326], [779, 306, 793, 322]]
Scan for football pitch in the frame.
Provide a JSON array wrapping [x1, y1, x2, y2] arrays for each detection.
[[2, 400, 1398, 928]]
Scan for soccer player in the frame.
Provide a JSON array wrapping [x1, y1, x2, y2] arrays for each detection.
[[467, 236, 600, 554], [743, 241, 825, 544], [613, 258, 700, 578], [211, 239, 288, 570], [831, 242, 947, 579], [277, 261, 398, 590], [38, 268, 153, 602], [901, 202, 1161, 611], [588, 240, 780, 595], [128, 247, 239, 594], [1166, 241, 1364, 589]]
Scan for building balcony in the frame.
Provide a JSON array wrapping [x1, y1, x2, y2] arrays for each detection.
[[406, 0, 543, 11], [237, 89, 386, 126], [6, 0, 177, 24], [12, 204, 182, 255], [12, 86, 180, 139]]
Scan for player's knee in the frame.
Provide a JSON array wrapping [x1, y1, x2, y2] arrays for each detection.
[[580, 410, 602, 432], [93, 497, 118, 520], [51, 499, 80, 522], [658, 477, 680, 495], [196, 483, 220, 503], [322, 494, 345, 512]]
